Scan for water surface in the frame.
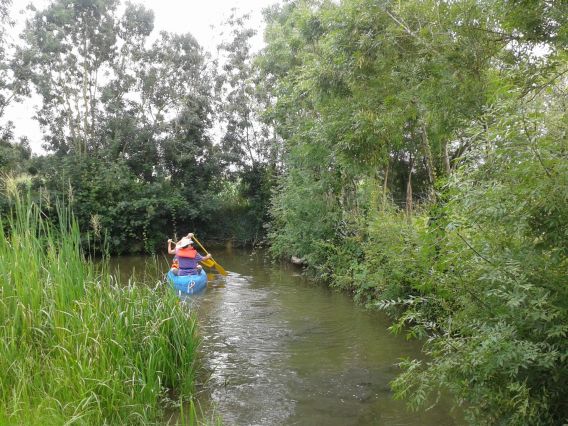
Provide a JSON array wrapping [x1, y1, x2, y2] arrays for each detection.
[[115, 249, 459, 426]]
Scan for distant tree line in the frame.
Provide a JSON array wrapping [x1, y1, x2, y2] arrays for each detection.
[[0, 0, 275, 252]]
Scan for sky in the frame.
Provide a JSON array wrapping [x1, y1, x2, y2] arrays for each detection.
[[4, 0, 274, 153]]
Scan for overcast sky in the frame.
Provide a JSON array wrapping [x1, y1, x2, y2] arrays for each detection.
[[5, 0, 274, 153]]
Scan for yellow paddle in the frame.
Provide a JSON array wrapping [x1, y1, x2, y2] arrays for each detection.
[[201, 258, 215, 268], [193, 235, 228, 276]]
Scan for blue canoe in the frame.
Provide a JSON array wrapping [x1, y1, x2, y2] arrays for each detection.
[[167, 270, 208, 295]]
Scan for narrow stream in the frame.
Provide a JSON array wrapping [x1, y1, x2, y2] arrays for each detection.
[[115, 248, 460, 425]]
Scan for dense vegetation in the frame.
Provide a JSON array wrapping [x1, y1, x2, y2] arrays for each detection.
[[0, 189, 199, 423], [1, 0, 567, 424], [260, 1, 568, 424]]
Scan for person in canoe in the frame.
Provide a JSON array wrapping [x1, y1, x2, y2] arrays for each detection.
[[167, 233, 212, 276]]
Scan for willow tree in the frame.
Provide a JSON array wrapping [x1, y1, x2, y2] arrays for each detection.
[[261, 0, 499, 261]]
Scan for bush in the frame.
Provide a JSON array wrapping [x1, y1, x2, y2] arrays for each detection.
[[386, 98, 568, 424]]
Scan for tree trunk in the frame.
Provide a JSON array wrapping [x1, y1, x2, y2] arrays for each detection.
[[82, 28, 90, 147], [442, 140, 451, 174], [61, 78, 81, 155], [406, 155, 413, 216], [420, 121, 436, 201], [90, 68, 98, 147]]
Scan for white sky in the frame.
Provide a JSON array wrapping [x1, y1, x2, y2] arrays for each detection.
[[4, 0, 274, 153]]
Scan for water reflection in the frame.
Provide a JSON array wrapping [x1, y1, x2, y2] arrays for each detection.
[[113, 250, 459, 425]]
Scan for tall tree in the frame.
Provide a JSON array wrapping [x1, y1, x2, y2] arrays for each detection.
[[216, 12, 281, 169], [17, 0, 152, 155], [11, 0, 224, 252]]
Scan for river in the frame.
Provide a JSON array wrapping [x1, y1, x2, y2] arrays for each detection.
[[114, 248, 460, 426]]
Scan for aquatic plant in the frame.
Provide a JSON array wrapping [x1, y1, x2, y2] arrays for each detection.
[[0, 192, 200, 424]]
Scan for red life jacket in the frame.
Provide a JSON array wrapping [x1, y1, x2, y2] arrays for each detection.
[[177, 247, 197, 259]]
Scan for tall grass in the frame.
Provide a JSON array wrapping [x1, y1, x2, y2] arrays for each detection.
[[0, 191, 200, 424]]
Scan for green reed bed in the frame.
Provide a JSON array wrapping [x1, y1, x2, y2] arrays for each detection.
[[0, 194, 200, 424]]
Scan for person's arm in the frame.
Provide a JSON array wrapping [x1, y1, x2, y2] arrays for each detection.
[[195, 252, 212, 262], [167, 239, 176, 255]]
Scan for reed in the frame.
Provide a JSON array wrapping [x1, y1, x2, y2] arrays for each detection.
[[0, 191, 200, 424]]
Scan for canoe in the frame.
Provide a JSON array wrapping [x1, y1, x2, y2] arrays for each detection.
[[167, 270, 208, 295]]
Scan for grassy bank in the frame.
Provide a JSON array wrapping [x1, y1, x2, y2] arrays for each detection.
[[0, 192, 200, 424]]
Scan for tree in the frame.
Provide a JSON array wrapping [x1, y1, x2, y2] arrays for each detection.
[[0, 123, 31, 173], [17, 0, 125, 154], [12, 0, 226, 251], [213, 12, 282, 244], [216, 12, 281, 169], [0, 0, 29, 138], [389, 89, 568, 425]]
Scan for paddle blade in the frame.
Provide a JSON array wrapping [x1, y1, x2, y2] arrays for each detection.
[[200, 258, 227, 276], [192, 235, 227, 275], [212, 260, 228, 276]]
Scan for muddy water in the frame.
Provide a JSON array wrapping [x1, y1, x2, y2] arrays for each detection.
[[115, 249, 459, 426]]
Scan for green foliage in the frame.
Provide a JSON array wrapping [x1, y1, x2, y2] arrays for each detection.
[[27, 155, 186, 254], [269, 165, 341, 272], [1, 0, 566, 421], [0, 191, 200, 423], [263, 0, 568, 424], [0, 125, 31, 173], [353, 208, 427, 306], [425, 94, 567, 425], [354, 94, 567, 424], [198, 171, 268, 246]]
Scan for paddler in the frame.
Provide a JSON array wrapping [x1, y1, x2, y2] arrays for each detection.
[[167, 233, 212, 276]]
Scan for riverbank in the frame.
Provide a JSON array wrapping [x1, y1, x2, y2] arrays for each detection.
[[0, 195, 200, 424]]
